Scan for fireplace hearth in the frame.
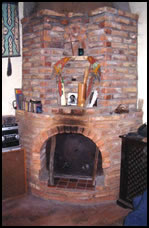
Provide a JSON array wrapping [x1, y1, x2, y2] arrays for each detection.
[[16, 7, 143, 204]]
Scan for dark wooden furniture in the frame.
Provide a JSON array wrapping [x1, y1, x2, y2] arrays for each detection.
[[2, 148, 27, 200], [117, 135, 147, 209]]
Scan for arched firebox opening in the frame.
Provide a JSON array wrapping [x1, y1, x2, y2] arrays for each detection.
[[40, 133, 104, 190], [47, 133, 103, 177]]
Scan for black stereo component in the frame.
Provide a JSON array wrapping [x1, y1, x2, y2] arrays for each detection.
[[2, 124, 20, 148]]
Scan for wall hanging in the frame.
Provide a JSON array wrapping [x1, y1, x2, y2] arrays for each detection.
[[2, 2, 20, 76]]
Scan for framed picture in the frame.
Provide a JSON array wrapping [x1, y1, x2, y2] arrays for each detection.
[[67, 93, 78, 106]]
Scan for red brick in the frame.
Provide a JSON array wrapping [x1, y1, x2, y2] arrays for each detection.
[[105, 41, 111, 47], [114, 16, 131, 25], [111, 42, 128, 49], [60, 19, 69, 25], [105, 7, 117, 14], [112, 29, 128, 37], [103, 95, 114, 100], [104, 21, 122, 30], [129, 44, 137, 50], [43, 30, 51, 41], [122, 25, 137, 32]]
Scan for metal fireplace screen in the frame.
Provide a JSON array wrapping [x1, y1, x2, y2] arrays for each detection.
[[117, 135, 147, 209]]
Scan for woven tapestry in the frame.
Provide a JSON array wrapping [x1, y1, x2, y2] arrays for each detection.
[[2, 2, 20, 57]]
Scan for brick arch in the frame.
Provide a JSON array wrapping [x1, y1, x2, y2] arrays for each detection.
[[31, 125, 110, 170]]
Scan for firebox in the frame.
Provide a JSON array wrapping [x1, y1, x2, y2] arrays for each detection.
[[44, 133, 103, 189], [53, 133, 102, 177]]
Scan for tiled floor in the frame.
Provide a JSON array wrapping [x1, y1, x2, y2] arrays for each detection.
[[48, 177, 95, 191], [2, 193, 132, 226]]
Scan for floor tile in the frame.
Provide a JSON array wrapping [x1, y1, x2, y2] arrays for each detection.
[[2, 194, 131, 226]]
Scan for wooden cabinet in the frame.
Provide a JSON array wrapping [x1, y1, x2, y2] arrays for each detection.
[[2, 148, 27, 200]]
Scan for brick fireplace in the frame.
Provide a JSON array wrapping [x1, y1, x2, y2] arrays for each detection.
[[16, 7, 143, 204]]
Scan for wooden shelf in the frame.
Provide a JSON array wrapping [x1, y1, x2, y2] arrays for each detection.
[[70, 56, 88, 61]]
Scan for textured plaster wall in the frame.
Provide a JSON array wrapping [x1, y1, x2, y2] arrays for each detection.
[[31, 2, 130, 15], [2, 2, 24, 116], [129, 2, 147, 123]]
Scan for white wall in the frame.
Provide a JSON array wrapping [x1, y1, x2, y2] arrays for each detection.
[[2, 2, 24, 116], [129, 2, 147, 123]]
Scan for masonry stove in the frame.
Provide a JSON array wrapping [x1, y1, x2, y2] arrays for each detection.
[[16, 7, 143, 204]]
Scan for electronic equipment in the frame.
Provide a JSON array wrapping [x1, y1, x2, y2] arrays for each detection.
[[2, 123, 20, 149]]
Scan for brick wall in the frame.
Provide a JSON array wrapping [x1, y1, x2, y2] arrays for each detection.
[[21, 7, 138, 113]]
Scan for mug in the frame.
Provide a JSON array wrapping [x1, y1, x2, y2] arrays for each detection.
[[12, 100, 17, 109]]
